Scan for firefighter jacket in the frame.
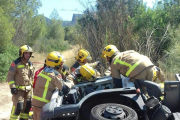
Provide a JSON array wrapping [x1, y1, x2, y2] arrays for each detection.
[[32, 67, 74, 108], [7, 57, 35, 90], [111, 50, 154, 79], [55, 64, 70, 80]]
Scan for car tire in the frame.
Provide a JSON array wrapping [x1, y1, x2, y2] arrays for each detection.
[[90, 103, 138, 120]]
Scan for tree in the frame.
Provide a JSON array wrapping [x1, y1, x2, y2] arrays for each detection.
[[64, 26, 77, 44], [11, 0, 43, 46], [25, 15, 47, 46], [49, 8, 62, 20], [0, 7, 15, 53], [0, 0, 15, 17], [47, 9, 64, 40]]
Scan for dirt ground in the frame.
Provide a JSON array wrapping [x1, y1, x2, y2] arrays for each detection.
[[0, 82, 12, 120]]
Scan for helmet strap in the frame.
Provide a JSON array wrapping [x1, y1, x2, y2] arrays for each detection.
[[108, 56, 113, 64], [30, 53, 32, 57]]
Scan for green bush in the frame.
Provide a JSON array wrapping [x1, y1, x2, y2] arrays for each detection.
[[0, 44, 18, 82], [33, 37, 70, 53]]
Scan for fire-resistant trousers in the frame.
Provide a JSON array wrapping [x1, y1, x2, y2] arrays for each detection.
[[10, 90, 32, 120]]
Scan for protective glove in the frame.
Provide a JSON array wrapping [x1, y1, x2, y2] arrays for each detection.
[[76, 74, 82, 81], [11, 88, 17, 94]]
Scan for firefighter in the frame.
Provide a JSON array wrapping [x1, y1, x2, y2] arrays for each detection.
[[55, 54, 70, 81], [67, 64, 101, 84], [7, 45, 35, 120], [32, 51, 74, 120], [101, 45, 166, 98], [33, 55, 69, 89], [70, 49, 100, 72]]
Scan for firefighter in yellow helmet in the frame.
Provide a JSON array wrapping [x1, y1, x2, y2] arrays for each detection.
[[32, 51, 74, 120], [55, 54, 70, 80], [101, 45, 166, 98], [153, 66, 166, 83], [7, 45, 35, 120], [70, 49, 100, 72], [67, 64, 101, 84]]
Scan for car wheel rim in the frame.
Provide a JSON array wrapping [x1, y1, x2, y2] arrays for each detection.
[[102, 106, 127, 119]]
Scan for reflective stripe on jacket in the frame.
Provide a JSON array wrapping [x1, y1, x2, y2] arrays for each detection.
[[7, 57, 35, 88], [111, 50, 154, 79], [32, 70, 64, 108]]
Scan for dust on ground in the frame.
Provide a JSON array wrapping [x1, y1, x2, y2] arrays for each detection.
[[0, 82, 12, 120]]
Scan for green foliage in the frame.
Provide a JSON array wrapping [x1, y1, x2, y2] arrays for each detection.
[[33, 37, 70, 53], [162, 0, 180, 27], [159, 25, 180, 79], [0, 0, 15, 16], [10, 0, 43, 46], [26, 15, 47, 46], [77, 0, 180, 76], [47, 19, 65, 40], [64, 26, 77, 44], [1, 0, 180, 81], [162, 44, 180, 73], [0, 7, 15, 53], [78, 0, 141, 60], [0, 44, 19, 82]]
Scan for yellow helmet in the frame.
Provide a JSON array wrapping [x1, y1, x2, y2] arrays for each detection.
[[19, 45, 33, 57], [46, 51, 62, 67], [101, 45, 119, 58], [76, 49, 92, 62], [80, 64, 96, 81]]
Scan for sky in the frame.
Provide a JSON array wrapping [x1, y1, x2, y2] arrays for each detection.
[[38, 0, 155, 21]]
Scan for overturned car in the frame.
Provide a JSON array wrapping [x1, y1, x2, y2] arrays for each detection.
[[41, 74, 180, 120]]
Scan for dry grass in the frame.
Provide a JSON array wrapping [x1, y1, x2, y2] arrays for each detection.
[[30, 52, 47, 71], [61, 46, 79, 68], [31, 52, 47, 62], [159, 62, 177, 81]]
